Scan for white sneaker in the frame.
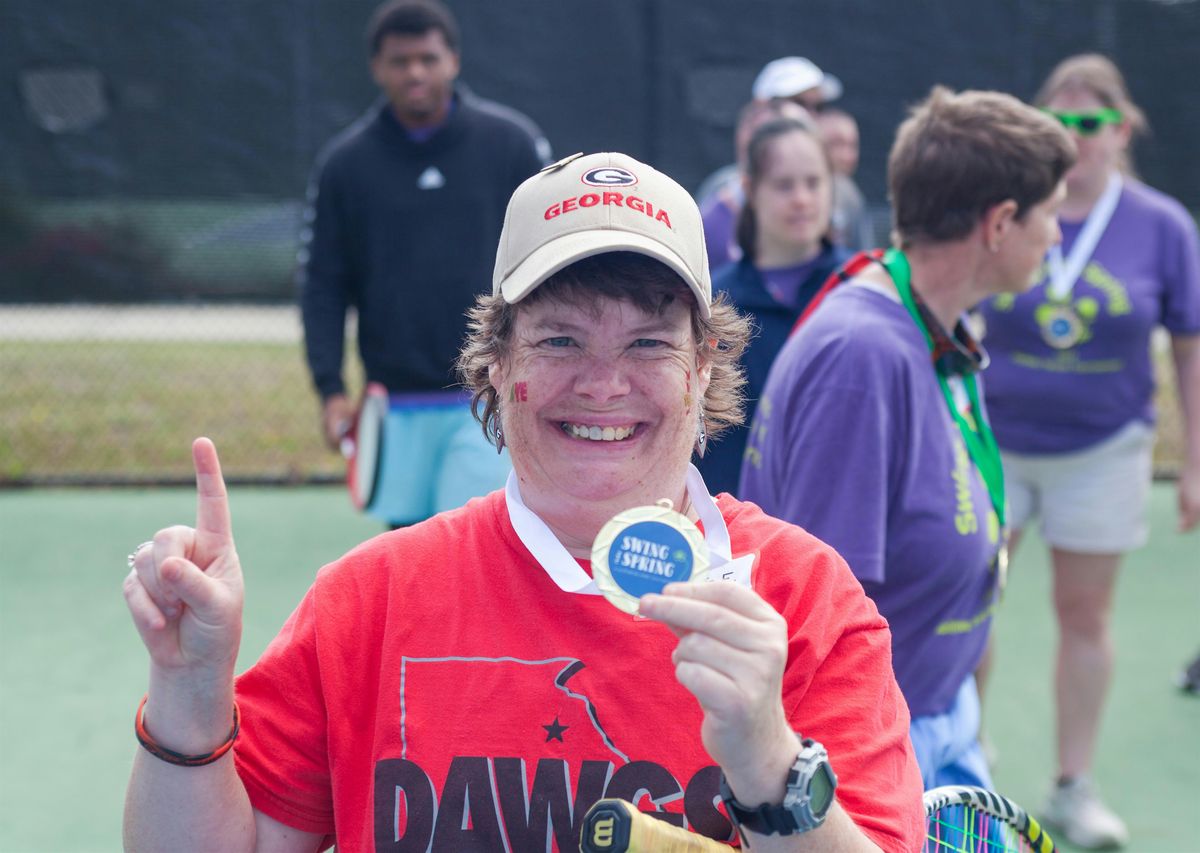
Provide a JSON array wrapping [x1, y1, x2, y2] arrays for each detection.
[[1040, 777, 1129, 850]]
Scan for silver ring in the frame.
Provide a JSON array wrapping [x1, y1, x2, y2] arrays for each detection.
[[127, 541, 154, 569]]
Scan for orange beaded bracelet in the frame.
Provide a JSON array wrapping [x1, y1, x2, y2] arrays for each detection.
[[134, 694, 240, 767]]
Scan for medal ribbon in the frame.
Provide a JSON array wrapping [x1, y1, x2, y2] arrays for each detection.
[[504, 464, 734, 595], [882, 248, 1006, 528], [1045, 172, 1122, 301]]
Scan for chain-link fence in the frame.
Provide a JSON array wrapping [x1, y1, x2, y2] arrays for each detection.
[[1, 303, 361, 484], [2, 0, 1197, 483]]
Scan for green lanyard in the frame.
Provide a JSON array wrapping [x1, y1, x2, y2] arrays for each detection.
[[882, 248, 1007, 528]]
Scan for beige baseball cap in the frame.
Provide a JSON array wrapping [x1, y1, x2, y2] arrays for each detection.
[[492, 151, 712, 318]]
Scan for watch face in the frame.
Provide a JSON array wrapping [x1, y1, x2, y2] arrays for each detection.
[[809, 765, 835, 815]]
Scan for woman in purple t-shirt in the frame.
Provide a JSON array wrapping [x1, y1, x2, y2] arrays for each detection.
[[977, 55, 1200, 850]]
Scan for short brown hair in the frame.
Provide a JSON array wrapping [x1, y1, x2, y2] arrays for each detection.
[[888, 86, 1075, 248], [457, 252, 750, 446], [1035, 53, 1146, 173], [366, 0, 460, 56]]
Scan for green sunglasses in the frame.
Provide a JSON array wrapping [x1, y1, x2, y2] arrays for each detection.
[[1044, 107, 1123, 136]]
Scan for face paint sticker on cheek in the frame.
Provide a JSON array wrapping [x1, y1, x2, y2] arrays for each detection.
[[508, 381, 528, 403], [682, 368, 693, 412]]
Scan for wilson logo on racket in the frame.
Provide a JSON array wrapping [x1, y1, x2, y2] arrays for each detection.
[[589, 815, 616, 847], [582, 167, 637, 187]]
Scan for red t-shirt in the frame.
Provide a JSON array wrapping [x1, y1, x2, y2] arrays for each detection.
[[233, 491, 923, 851]]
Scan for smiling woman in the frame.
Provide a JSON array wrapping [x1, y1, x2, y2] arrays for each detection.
[[458, 253, 742, 550], [975, 55, 1200, 850], [121, 151, 926, 853]]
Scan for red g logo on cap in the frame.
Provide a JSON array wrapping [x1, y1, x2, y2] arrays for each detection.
[[582, 167, 637, 187]]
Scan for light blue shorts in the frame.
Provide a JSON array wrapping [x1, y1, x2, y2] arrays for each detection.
[[909, 675, 993, 791], [367, 395, 510, 526]]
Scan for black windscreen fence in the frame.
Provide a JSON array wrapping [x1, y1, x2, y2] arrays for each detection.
[[1, 0, 1195, 481]]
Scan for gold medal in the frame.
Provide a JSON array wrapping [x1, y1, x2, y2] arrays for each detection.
[[1038, 304, 1084, 350], [591, 499, 710, 614]]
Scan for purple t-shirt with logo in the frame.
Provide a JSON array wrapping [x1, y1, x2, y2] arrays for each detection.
[[979, 180, 1200, 454], [740, 284, 1000, 718]]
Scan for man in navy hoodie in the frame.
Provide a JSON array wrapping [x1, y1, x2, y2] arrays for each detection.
[[301, 0, 549, 527]]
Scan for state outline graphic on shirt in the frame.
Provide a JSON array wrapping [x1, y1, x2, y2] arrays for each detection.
[[398, 655, 628, 763]]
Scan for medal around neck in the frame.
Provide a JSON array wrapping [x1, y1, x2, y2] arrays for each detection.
[[1038, 303, 1085, 349], [591, 499, 710, 614]]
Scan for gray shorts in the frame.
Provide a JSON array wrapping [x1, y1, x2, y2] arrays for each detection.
[[1002, 420, 1155, 554]]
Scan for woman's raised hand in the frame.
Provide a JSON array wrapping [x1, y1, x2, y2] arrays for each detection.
[[123, 438, 244, 676]]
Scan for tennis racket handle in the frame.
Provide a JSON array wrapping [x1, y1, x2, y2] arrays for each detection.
[[580, 799, 733, 853]]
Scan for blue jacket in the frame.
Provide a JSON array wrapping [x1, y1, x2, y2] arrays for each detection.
[[697, 242, 851, 497]]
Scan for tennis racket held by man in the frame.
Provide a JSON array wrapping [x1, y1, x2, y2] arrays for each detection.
[[339, 382, 388, 511]]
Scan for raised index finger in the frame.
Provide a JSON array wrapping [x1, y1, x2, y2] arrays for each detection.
[[192, 437, 233, 554]]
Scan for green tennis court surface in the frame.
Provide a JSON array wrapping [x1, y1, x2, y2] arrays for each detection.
[[1, 484, 1196, 851]]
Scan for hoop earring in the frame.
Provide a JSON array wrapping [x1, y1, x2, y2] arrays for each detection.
[[695, 414, 708, 458]]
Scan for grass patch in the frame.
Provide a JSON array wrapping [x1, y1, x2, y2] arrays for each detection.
[[0, 339, 359, 483], [0, 335, 1187, 484]]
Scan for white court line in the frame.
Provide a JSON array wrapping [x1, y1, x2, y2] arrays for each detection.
[[0, 304, 329, 342]]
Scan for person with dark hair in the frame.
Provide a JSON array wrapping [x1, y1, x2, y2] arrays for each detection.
[[300, 0, 550, 529], [741, 87, 1075, 791], [696, 98, 813, 274], [122, 152, 924, 851], [365, 0, 460, 55], [696, 117, 848, 497], [976, 54, 1200, 849]]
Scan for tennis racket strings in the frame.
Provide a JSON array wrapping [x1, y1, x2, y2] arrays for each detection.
[[924, 785, 1056, 853]]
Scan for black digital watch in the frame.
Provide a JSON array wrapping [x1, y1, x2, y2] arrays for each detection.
[[719, 736, 837, 838]]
